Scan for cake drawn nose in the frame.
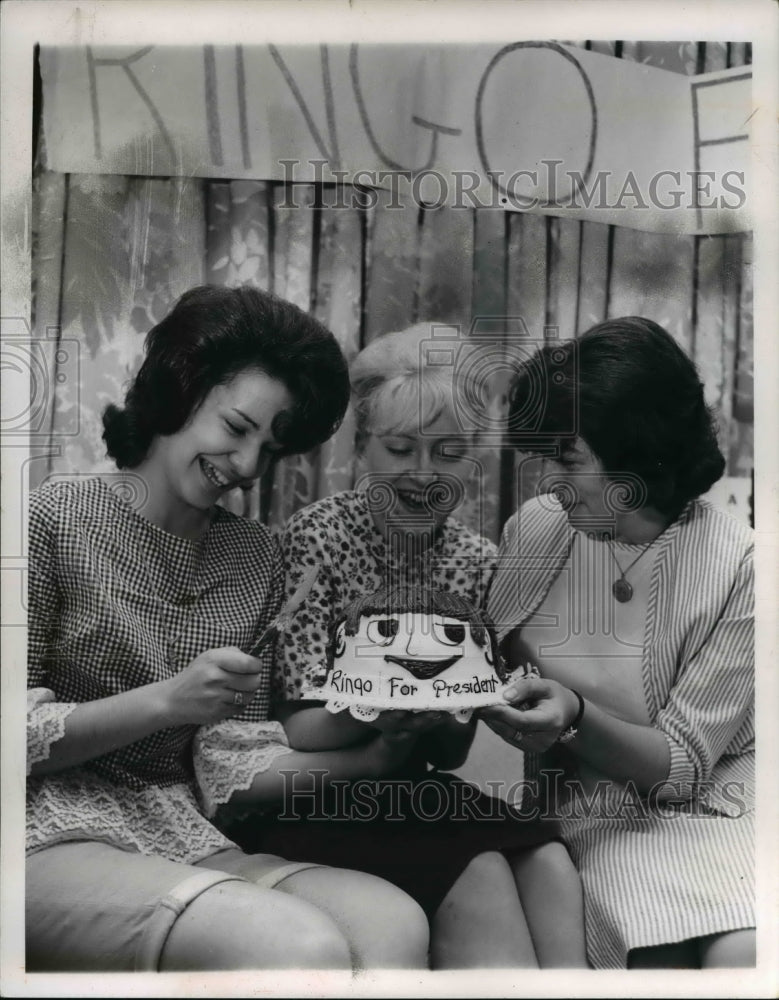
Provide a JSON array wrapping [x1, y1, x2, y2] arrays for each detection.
[[383, 654, 461, 679]]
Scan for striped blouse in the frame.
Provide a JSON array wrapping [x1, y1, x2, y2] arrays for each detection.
[[487, 495, 754, 967]]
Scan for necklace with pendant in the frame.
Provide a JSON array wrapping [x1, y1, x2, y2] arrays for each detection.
[[604, 536, 656, 603]]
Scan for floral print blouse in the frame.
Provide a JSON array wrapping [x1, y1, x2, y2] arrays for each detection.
[[274, 490, 498, 701]]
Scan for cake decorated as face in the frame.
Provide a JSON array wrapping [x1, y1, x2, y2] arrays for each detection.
[[315, 586, 511, 722]]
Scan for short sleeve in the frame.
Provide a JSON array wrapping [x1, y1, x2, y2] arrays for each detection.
[[27, 491, 61, 688], [26, 491, 79, 773], [273, 513, 337, 702]]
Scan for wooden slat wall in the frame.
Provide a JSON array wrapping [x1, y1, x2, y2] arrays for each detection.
[[266, 185, 317, 525], [363, 201, 419, 341], [34, 41, 753, 540]]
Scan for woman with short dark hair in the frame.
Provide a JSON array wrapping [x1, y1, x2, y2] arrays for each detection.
[[506, 315, 726, 519], [484, 316, 755, 969], [25, 285, 430, 972]]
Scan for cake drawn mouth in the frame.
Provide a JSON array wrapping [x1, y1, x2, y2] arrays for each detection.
[[383, 654, 461, 679]]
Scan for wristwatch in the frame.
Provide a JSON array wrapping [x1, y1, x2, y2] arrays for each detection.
[[556, 689, 585, 744]]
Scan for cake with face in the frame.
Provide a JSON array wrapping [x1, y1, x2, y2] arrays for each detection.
[[314, 586, 511, 722]]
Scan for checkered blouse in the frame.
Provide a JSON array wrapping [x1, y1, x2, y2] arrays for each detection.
[[26, 477, 294, 862]]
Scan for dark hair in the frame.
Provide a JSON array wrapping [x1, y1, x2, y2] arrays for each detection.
[[507, 316, 725, 517], [328, 585, 508, 681], [102, 285, 350, 468]]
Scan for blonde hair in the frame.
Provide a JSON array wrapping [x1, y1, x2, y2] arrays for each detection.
[[350, 323, 489, 451]]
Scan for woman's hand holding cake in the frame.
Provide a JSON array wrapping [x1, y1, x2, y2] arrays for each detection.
[[480, 676, 584, 754]]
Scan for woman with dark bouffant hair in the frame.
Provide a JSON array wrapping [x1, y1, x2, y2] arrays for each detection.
[[25, 285, 431, 972], [484, 316, 755, 969], [101, 285, 350, 470]]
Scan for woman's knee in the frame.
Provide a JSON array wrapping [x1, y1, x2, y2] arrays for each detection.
[[279, 867, 429, 968], [438, 851, 520, 924], [698, 928, 756, 968], [461, 850, 513, 887], [511, 839, 575, 875], [160, 880, 351, 970], [432, 851, 537, 969], [365, 880, 429, 966]]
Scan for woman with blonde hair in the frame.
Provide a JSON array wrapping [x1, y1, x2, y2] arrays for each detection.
[[224, 322, 589, 969]]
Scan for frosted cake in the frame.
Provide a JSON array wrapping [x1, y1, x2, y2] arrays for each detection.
[[313, 586, 511, 722]]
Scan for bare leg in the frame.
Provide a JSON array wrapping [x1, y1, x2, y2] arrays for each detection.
[[26, 841, 350, 972], [161, 881, 351, 970], [431, 851, 538, 969], [698, 929, 756, 968], [629, 928, 756, 969], [277, 866, 430, 970], [508, 841, 588, 968], [628, 940, 698, 968]]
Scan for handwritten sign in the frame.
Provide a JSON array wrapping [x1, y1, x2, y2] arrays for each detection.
[[327, 668, 501, 700], [40, 43, 751, 234]]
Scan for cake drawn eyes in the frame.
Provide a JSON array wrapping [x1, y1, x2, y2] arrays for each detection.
[[432, 619, 466, 646], [366, 616, 400, 645]]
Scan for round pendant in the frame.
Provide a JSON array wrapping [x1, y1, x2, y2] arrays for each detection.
[[612, 578, 633, 603]]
